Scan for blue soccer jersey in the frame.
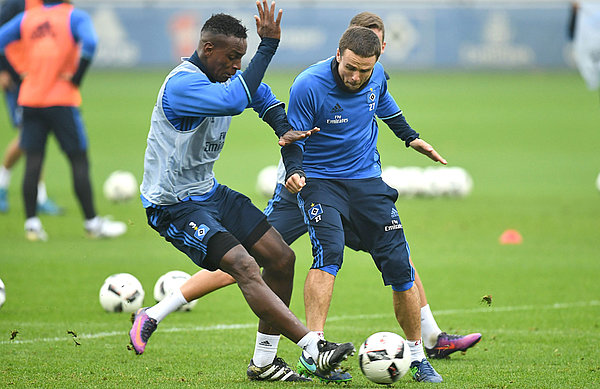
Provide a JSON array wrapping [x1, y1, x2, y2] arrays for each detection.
[[287, 57, 407, 179]]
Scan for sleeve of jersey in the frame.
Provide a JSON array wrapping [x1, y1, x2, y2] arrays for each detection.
[[280, 75, 317, 178], [0, 13, 22, 54], [249, 82, 291, 138], [167, 72, 252, 117], [70, 10, 97, 86], [0, 13, 23, 82], [71, 9, 98, 60], [376, 81, 420, 147]]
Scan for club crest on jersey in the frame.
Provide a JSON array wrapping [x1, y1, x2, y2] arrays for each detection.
[[367, 89, 377, 111], [189, 221, 210, 240], [308, 203, 323, 223]]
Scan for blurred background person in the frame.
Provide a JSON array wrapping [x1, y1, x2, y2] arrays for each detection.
[[0, 0, 126, 240], [0, 0, 61, 214]]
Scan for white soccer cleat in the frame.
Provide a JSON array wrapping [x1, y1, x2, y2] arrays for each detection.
[[24, 218, 48, 242], [85, 216, 127, 238], [25, 227, 48, 242]]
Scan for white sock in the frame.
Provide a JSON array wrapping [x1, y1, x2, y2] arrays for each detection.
[[407, 338, 426, 363], [252, 332, 280, 367], [84, 216, 100, 230], [421, 304, 442, 349], [37, 181, 48, 204], [315, 331, 325, 340], [24, 217, 42, 231], [0, 166, 10, 189], [296, 331, 320, 361], [146, 288, 188, 323]]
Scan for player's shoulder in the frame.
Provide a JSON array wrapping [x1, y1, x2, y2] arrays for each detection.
[[293, 57, 334, 90], [372, 62, 387, 83]]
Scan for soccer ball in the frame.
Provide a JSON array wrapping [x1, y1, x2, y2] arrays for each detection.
[[99, 273, 145, 313], [103, 170, 138, 202], [0, 278, 5, 310], [359, 332, 411, 384], [256, 165, 278, 197], [153, 270, 197, 311], [596, 172, 600, 192]]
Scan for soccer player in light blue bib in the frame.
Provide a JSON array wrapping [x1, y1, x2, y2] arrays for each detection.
[[129, 2, 354, 382]]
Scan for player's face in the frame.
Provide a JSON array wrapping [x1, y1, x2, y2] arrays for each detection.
[[204, 36, 248, 82], [336, 48, 377, 91]]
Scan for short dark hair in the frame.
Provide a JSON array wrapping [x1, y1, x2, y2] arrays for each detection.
[[349, 12, 385, 42], [201, 13, 248, 39], [338, 26, 381, 60]]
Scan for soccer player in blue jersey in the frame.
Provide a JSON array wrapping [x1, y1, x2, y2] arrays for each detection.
[[282, 26, 446, 383], [128, 2, 354, 382]]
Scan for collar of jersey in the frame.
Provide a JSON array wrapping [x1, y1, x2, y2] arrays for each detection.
[[187, 51, 217, 83]]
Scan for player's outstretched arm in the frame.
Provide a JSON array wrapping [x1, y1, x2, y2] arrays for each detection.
[[254, 0, 282, 40], [278, 127, 320, 146], [409, 138, 448, 165]]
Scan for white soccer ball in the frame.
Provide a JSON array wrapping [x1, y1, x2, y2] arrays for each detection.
[[0, 278, 5, 310], [153, 270, 197, 311], [99, 273, 145, 313], [359, 332, 411, 384], [103, 170, 138, 202], [596, 172, 600, 192], [256, 165, 278, 197], [445, 167, 473, 197]]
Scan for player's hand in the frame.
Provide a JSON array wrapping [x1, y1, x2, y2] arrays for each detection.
[[0, 71, 13, 90], [278, 127, 320, 146], [285, 173, 305, 193], [254, 0, 282, 40], [409, 138, 447, 165]]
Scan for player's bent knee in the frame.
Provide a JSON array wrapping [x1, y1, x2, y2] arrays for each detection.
[[220, 248, 262, 284]]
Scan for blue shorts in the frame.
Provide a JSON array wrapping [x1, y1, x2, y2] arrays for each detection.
[[297, 177, 414, 290], [264, 183, 364, 252], [3, 88, 22, 128], [20, 106, 87, 154], [146, 184, 268, 271]]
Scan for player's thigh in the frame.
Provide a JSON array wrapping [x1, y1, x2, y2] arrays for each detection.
[[266, 196, 307, 245], [349, 178, 413, 285], [20, 107, 50, 152], [215, 184, 271, 249], [146, 202, 229, 271], [47, 106, 88, 154], [297, 194, 345, 269], [248, 226, 295, 270]]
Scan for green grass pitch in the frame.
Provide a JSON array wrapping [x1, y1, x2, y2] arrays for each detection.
[[0, 69, 599, 388]]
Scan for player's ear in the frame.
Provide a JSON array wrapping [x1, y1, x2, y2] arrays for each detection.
[[202, 41, 215, 57], [336, 48, 341, 63], [381, 41, 386, 55]]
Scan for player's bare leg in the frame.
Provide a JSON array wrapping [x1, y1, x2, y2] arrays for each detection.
[[2, 135, 22, 169], [393, 285, 421, 342], [220, 244, 307, 341], [394, 285, 443, 383], [180, 269, 234, 301], [303, 268, 335, 332], [248, 227, 296, 335]]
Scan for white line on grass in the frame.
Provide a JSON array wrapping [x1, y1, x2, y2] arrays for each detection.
[[1, 300, 598, 345]]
